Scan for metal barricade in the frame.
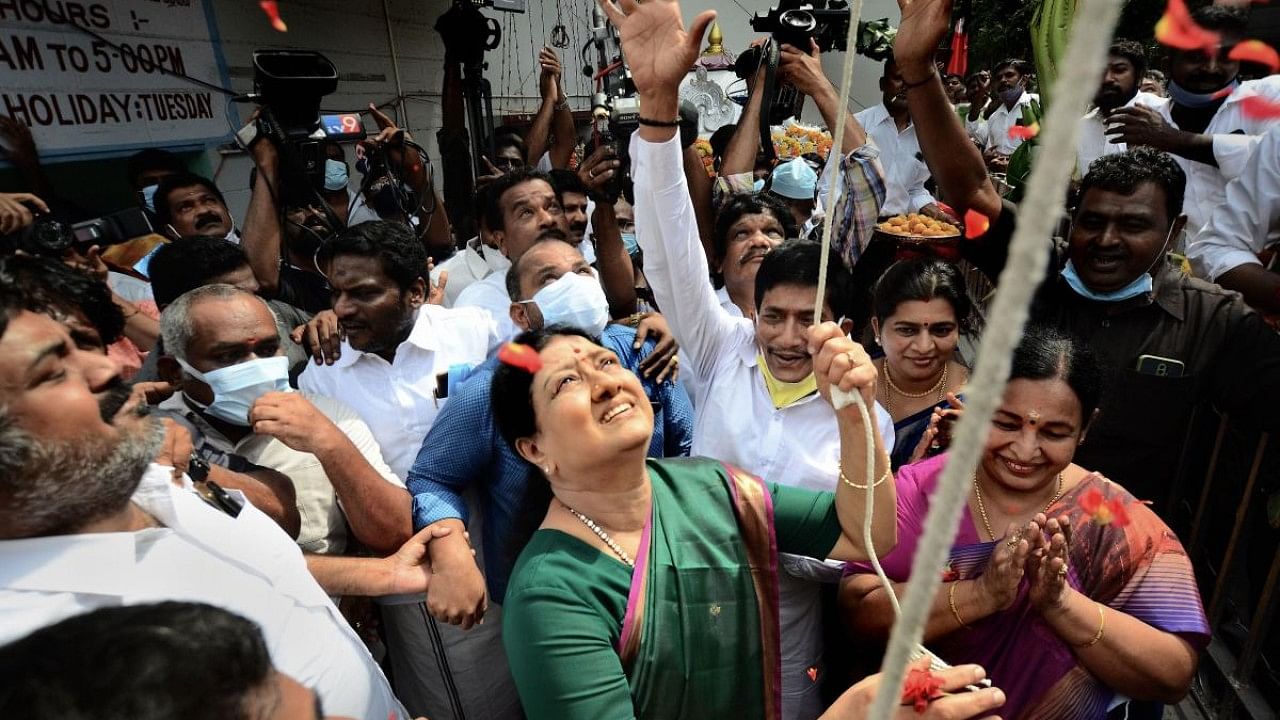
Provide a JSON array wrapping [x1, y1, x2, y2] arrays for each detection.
[[1170, 413, 1278, 719]]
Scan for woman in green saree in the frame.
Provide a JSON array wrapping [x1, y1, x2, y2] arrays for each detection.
[[492, 324, 1007, 720]]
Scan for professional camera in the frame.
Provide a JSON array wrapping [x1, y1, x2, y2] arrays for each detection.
[[2, 207, 154, 257], [248, 50, 339, 190], [736, 1, 852, 135], [750, 0, 852, 54]]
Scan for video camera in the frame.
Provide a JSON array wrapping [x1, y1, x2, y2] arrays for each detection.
[[581, 7, 699, 204], [737, 1, 852, 140], [244, 50, 339, 191], [2, 207, 154, 258], [582, 5, 638, 204]]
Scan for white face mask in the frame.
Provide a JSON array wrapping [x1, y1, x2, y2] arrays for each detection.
[[522, 271, 610, 335], [177, 356, 291, 426]]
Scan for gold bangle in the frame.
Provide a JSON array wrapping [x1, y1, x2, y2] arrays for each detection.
[[1076, 602, 1106, 648], [839, 465, 890, 490], [948, 582, 971, 630]]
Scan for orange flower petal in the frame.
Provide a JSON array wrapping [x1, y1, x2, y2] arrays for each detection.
[[1241, 95, 1280, 120], [259, 0, 288, 32], [1008, 122, 1040, 142], [1155, 0, 1220, 52], [1229, 40, 1280, 73], [963, 208, 990, 239], [497, 342, 543, 374]]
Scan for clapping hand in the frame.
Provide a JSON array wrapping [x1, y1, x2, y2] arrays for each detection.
[[1026, 513, 1073, 611], [977, 519, 1038, 612]]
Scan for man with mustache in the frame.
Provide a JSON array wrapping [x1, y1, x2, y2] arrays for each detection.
[[981, 58, 1037, 172], [154, 172, 239, 243], [453, 168, 575, 339], [1076, 39, 1166, 178], [894, 0, 1280, 511], [1106, 5, 1280, 240], [0, 253, 301, 537], [0, 271, 455, 720]]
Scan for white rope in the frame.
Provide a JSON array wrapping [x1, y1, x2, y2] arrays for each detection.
[[862, 0, 1126, 716]]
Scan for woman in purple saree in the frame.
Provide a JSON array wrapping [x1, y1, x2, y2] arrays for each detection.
[[842, 325, 1209, 720]]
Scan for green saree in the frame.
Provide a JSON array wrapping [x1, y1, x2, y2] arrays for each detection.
[[503, 458, 840, 720]]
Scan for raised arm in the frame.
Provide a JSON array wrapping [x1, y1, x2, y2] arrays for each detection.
[[609, 0, 739, 378], [578, 146, 638, 317], [527, 47, 574, 169], [779, 39, 867, 150], [894, 0, 1002, 220], [242, 136, 285, 296], [808, 323, 896, 561], [720, 61, 767, 180]]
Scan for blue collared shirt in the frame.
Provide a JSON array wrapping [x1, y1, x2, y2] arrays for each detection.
[[406, 324, 693, 601]]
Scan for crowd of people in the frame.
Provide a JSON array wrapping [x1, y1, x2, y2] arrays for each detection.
[[1, 0, 1278, 718]]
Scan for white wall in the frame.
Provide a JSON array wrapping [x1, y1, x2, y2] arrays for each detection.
[[24, 0, 899, 219]]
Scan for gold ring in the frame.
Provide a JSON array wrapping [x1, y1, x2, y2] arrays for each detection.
[[1057, 566, 1069, 577]]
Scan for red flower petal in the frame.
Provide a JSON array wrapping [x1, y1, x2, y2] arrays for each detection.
[[1107, 497, 1131, 528], [1080, 487, 1103, 513], [1241, 95, 1280, 120], [259, 0, 288, 32], [498, 342, 543, 374], [963, 208, 991, 239], [1229, 40, 1280, 73], [1155, 0, 1221, 53], [1008, 122, 1040, 141], [902, 668, 945, 713]]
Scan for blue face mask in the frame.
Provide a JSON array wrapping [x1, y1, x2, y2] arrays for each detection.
[[140, 183, 159, 213], [621, 231, 639, 255], [178, 356, 291, 426], [1062, 223, 1175, 302], [523, 271, 610, 335], [323, 159, 350, 192], [998, 85, 1025, 105], [1167, 79, 1239, 109], [1061, 260, 1153, 302]]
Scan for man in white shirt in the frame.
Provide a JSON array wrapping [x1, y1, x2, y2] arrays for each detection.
[[1104, 5, 1280, 238], [454, 168, 573, 340], [297, 220, 509, 719], [1187, 125, 1280, 314], [855, 59, 939, 217], [156, 284, 410, 555], [983, 59, 1039, 169], [633, 132, 894, 720], [430, 184, 512, 307], [1076, 39, 1168, 177], [0, 306, 413, 719]]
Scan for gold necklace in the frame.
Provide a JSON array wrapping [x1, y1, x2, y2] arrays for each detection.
[[882, 362, 948, 415], [972, 472, 1064, 541], [564, 506, 635, 567]]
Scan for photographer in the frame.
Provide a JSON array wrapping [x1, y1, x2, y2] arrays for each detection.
[[356, 105, 453, 259]]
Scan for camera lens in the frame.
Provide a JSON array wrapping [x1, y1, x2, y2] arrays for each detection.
[[778, 9, 817, 32]]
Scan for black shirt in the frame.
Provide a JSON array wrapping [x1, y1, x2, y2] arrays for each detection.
[[966, 201, 1280, 504]]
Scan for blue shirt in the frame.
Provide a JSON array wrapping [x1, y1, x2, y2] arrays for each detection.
[[406, 324, 694, 601]]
